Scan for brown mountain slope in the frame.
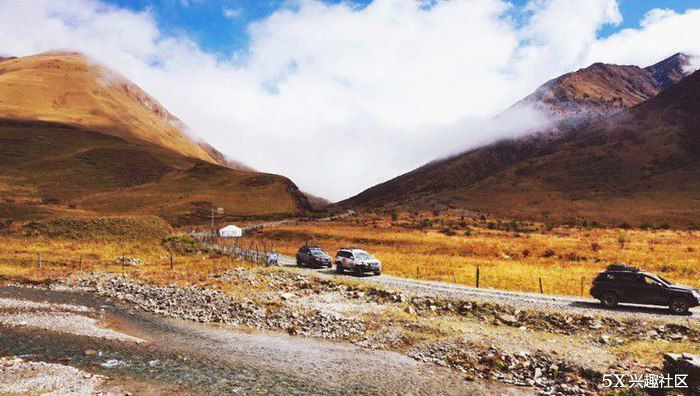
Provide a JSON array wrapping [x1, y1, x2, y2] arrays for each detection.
[[0, 51, 246, 169], [339, 70, 700, 226], [0, 119, 309, 224], [0, 52, 310, 224], [510, 53, 691, 120]]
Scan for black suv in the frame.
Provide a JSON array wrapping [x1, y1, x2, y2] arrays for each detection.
[[296, 245, 332, 268], [590, 265, 700, 314]]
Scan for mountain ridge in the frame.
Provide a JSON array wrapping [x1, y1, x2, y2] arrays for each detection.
[[509, 52, 692, 121], [338, 55, 699, 226]]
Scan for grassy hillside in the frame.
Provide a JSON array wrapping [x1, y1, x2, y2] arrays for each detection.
[[17, 216, 172, 242], [0, 119, 309, 225], [0, 52, 225, 165], [339, 71, 700, 226]]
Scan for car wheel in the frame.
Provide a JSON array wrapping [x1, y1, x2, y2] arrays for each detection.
[[335, 263, 344, 273], [296, 258, 302, 267], [373, 270, 381, 276], [669, 299, 689, 315], [601, 292, 619, 308]]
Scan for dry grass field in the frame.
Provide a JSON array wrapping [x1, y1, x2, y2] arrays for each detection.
[[0, 216, 253, 286], [250, 212, 700, 296], [1, 212, 698, 298]]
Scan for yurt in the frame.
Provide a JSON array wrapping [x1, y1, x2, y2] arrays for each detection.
[[219, 224, 243, 238]]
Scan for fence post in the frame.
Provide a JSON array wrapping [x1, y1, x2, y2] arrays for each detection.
[[416, 266, 419, 279], [538, 277, 543, 294], [452, 270, 456, 283], [170, 251, 174, 270], [580, 276, 584, 297], [37, 252, 42, 269], [121, 254, 125, 270], [79, 254, 82, 271], [476, 266, 480, 288]]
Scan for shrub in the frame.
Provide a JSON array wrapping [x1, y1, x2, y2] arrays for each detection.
[[541, 249, 556, 258], [617, 233, 628, 249], [590, 242, 602, 252], [439, 227, 456, 236], [162, 234, 206, 255]]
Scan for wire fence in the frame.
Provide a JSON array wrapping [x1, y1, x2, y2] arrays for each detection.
[[191, 232, 292, 266]]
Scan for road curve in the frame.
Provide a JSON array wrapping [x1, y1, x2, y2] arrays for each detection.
[[197, 232, 698, 323]]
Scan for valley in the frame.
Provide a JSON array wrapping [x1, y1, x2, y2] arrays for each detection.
[[1, 47, 699, 395]]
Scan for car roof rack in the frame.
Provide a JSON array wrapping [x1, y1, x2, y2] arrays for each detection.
[[606, 264, 640, 272]]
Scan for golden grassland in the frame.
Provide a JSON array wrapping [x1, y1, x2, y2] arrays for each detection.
[[0, 232, 252, 287], [250, 213, 700, 296], [1, 212, 698, 298]]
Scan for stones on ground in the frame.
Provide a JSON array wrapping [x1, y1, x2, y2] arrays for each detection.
[[71, 273, 365, 340], [0, 356, 114, 395], [663, 353, 700, 392], [408, 340, 591, 395], [63, 268, 699, 396], [498, 314, 518, 325]]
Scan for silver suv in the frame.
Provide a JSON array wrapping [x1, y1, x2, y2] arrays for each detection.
[[335, 248, 381, 276]]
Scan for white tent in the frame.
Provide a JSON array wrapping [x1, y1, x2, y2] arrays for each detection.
[[219, 224, 243, 238]]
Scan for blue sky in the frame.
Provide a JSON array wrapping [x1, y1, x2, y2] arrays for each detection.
[[104, 0, 700, 56]]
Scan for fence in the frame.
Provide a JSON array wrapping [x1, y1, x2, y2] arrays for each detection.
[[409, 264, 589, 296], [192, 232, 285, 266]]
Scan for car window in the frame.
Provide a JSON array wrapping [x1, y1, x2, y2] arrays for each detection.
[[309, 248, 325, 254], [616, 273, 638, 284], [355, 252, 371, 260], [641, 275, 664, 287]]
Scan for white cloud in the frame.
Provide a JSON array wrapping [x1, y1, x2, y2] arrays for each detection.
[[223, 7, 241, 19], [0, 0, 697, 201], [585, 7, 700, 67]]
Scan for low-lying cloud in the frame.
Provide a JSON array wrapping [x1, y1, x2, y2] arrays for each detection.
[[0, 0, 698, 201]]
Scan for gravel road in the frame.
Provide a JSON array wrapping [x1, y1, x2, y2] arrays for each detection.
[[260, 252, 700, 322], [0, 285, 528, 395], [296, 265, 699, 321]]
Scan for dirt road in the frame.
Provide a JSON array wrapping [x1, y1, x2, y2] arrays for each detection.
[[291, 263, 699, 321], [0, 285, 528, 395], [248, 249, 700, 322]]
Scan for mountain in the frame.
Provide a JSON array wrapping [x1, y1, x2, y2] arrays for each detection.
[[0, 52, 249, 169], [510, 53, 691, 121], [0, 52, 310, 224], [646, 52, 691, 89], [339, 68, 700, 226]]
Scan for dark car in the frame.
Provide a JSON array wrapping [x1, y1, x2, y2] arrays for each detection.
[[590, 264, 700, 314], [296, 245, 332, 268]]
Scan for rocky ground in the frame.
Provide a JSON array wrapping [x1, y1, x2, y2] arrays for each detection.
[[61, 267, 700, 395], [0, 283, 524, 395], [0, 357, 122, 395]]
